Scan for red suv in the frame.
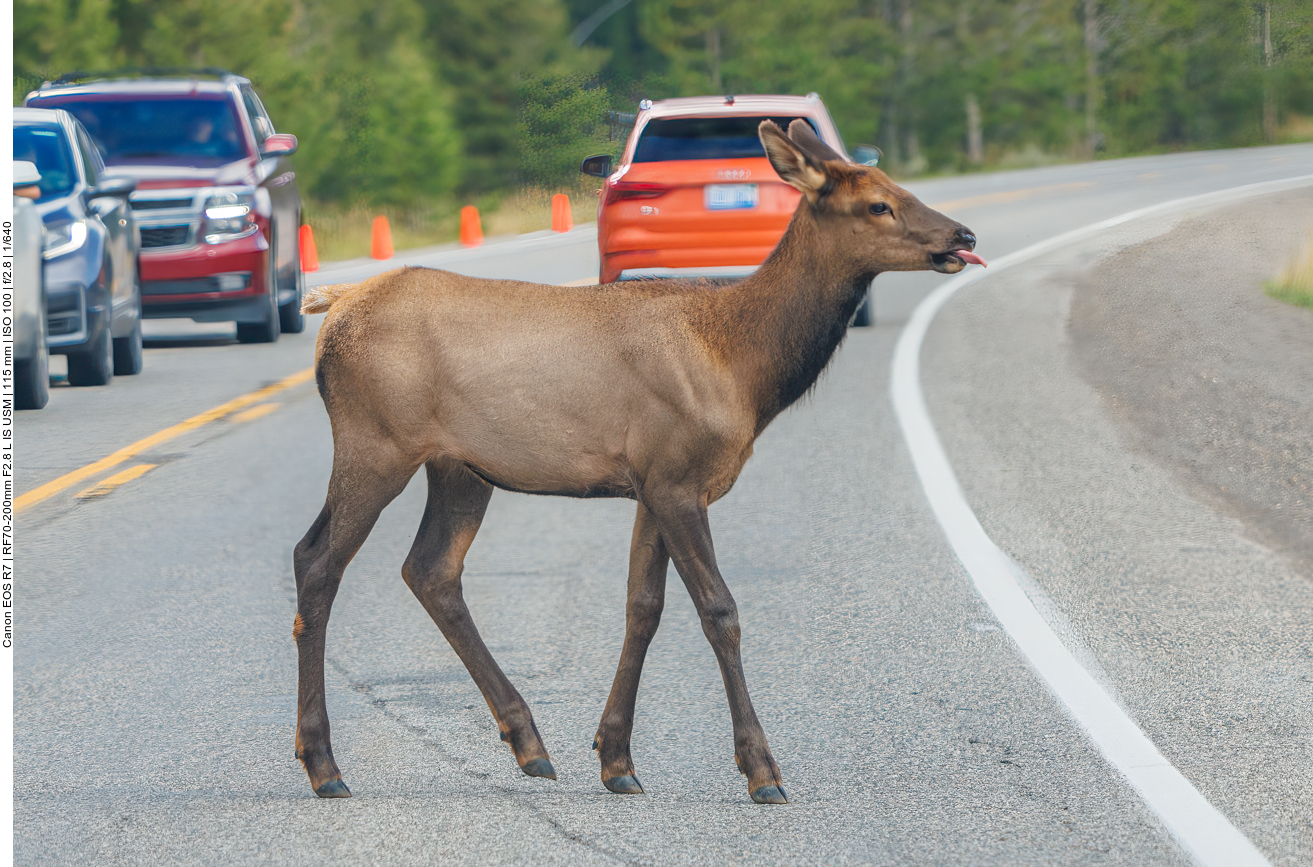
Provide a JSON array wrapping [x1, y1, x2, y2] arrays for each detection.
[[27, 69, 305, 341]]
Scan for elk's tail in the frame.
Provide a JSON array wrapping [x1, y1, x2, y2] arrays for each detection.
[[301, 283, 356, 314]]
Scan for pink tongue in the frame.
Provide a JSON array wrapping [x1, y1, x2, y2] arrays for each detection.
[[956, 250, 987, 267]]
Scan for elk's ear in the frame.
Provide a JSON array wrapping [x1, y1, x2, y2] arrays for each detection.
[[787, 119, 845, 163], [760, 121, 829, 202]]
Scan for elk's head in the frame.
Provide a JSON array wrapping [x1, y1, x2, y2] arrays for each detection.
[[760, 120, 984, 275]]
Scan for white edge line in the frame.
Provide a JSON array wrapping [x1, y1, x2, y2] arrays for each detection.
[[891, 173, 1313, 867], [313, 226, 600, 278]]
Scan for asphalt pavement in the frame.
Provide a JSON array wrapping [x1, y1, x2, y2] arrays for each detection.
[[14, 143, 1313, 865]]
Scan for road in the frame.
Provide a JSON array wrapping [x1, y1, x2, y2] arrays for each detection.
[[14, 144, 1313, 866]]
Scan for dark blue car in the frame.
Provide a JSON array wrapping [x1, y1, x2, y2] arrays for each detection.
[[13, 107, 143, 386]]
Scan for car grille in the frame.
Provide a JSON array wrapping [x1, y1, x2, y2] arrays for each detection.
[[45, 290, 83, 337], [140, 225, 192, 248], [141, 275, 249, 296], [131, 198, 193, 210], [48, 315, 80, 336]]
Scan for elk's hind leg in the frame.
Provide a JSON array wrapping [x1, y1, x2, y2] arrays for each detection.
[[294, 449, 417, 798], [594, 502, 668, 794], [402, 460, 556, 780]]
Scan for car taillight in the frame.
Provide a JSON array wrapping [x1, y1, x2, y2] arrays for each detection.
[[605, 179, 669, 205]]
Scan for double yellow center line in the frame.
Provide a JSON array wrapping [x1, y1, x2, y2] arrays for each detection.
[[16, 367, 314, 514]]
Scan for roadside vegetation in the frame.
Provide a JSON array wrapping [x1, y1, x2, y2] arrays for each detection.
[[1266, 233, 1313, 311], [304, 185, 600, 261], [14, 0, 1313, 258]]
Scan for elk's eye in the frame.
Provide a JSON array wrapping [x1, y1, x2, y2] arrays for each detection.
[[869, 202, 891, 216]]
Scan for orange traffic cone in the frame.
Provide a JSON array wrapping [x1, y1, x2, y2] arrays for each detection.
[[551, 194, 573, 233], [460, 205, 483, 248], [299, 224, 319, 272], [371, 215, 394, 260]]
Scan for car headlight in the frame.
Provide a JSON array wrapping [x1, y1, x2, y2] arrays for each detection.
[[202, 191, 258, 244], [42, 219, 88, 260]]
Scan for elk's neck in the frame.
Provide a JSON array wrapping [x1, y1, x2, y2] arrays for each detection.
[[721, 207, 874, 431]]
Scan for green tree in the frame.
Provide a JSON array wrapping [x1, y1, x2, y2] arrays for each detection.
[[517, 71, 614, 187], [1100, 0, 1262, 151], [13, 0, 466, 207], [417, 0, 602, 193], [15, 0, 1313, 209], [14, 0, 120, 99], [253, 0, 464, 206], [723, 0, 897, 151], [896, 0, 1085, 172]]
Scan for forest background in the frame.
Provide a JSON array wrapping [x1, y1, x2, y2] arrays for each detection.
[[13, 0, 1313, 254]]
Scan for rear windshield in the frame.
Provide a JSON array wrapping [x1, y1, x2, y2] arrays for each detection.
[[633, 116, 819, 163], [38, 97, 248, 167], [13, 124, 78, 202]]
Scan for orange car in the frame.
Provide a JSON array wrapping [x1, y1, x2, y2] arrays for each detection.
[[582, 94, 870, 289]]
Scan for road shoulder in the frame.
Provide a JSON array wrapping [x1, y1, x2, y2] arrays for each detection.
[[920, 189, 1313, 865], [1070, 188, 1313, 575]]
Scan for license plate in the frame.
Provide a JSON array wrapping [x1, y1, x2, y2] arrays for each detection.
[[705, 184, 758, 210]]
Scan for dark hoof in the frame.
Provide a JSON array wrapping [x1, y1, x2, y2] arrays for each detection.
[[520, 758, 558, 780], [750, 785, 788, 805], [603, 774, 644, 794], [314, 779, 352, 798]]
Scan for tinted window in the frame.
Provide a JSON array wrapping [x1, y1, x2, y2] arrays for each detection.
[[240, 87, 274, 145], [47, 97, 247, 167], [75, 127, 100, 186], [633, 116, 818, 162], [12, 124, 78, 202]]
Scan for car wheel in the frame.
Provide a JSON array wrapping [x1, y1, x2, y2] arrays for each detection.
[[279, 248, 305, 334], [113, 315, 144, 375], [114, 281, 144, 375], [851, 290, 872, 327], [67, 318, 114, 387], [236, 251, 281, 344], [14, 303, 49, 410]]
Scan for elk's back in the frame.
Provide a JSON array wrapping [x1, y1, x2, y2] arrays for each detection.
[[314, 268, 755, 499]]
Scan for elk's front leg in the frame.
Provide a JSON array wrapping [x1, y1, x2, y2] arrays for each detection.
[[595, 503, 669, 794], [646, 493, 787, 804]]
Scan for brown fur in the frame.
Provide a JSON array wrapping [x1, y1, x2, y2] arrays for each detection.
[[290, 120, 978, 802]]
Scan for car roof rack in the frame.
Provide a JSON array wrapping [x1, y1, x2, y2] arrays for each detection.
[[44, 67, 246, 88]]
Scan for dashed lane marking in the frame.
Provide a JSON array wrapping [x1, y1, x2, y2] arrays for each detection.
[[928, 181, 1094, 213], [75, 464, 158, 500], [892, 172, 1313, 867], [16, 367, 315, 514], [231, 402, 281, 423]]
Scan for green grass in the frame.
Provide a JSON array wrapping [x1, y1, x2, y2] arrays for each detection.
[[303, 202, 459, 262], [302, 181, 599, 263], [1265, 233, 1313, 312]]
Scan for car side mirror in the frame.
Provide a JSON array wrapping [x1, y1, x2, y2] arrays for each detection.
[[87, 177, 137, 199], [852, 144, 882, 167], [580, 154, 613, 178], [261, 133, 299, 157]]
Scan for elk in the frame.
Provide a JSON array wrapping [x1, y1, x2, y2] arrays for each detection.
[[292, 120, 983, 804]]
